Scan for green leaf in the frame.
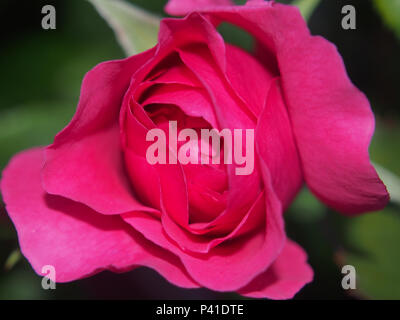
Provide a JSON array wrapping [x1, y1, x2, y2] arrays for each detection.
[[0, 265, 48, 300], [88, 0, 160, 56], [4, 250, 21, 271], [371, 120, 400, 177], [292, 0, 320, 21], [373, 0, 400, 39], [374, 163, 400, 206], [344, 208, 400, 299], [371, 119, 400, 206]]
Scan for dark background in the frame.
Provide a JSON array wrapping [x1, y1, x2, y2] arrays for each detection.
[[0, 0, 399, 299]]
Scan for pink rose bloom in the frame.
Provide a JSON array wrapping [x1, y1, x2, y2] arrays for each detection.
[[0, 0, 389, 299]]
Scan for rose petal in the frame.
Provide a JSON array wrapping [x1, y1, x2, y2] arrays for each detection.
[[165, 0, 234, 16], [123, 159, 285, 291], [256, 80, 303, 208], [276, 20, 390, 214], [43, 49, 157, 215], [225, 44, 275, 117], [178, 45, 262, 227], [174, 2, 389, 214], [0, 148, 199, 288], [141, 84, 219, 129], [124, 105, 190, 226], [155, 190, 264, 254], [145, 55, 202, 88], [124, 148, 162, 212], [238, 239, 313, 299]]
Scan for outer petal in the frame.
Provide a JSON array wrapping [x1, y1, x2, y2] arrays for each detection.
[[177, 2, 389, 214], [43, 49, 157, 215], [0, 148, 199, 288], [237, 240, 313, 299], [165, 0, 233, 16], [275, 20, 390, 214], [256, 80, 303, 209]]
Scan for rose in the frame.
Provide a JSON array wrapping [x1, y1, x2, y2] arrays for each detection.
[[0, 0, 389, 299]]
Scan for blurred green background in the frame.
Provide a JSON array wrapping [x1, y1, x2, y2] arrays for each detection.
[[0, 0, 399, 300]]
